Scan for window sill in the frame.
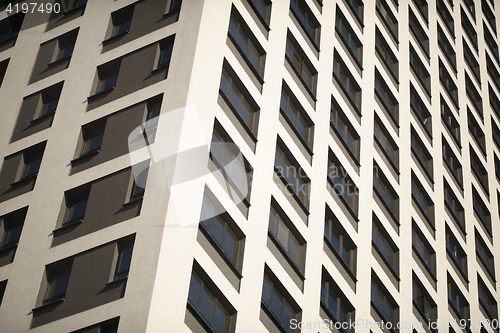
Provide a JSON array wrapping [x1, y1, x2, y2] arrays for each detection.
[[227, 33, 265, 84], [477, 255, 496, 282], [448, 299, 472, 333], [374, 88, 399, 129], [411, 150, 434, 185], [320, 300, 350, 333], [122, 196, 143, 207], [331, 121, 361, 167], [53, 218, 83, 233], [63, 3, 86, 16], [30, 110, 56, 124], [374, 136, 399, 175], [274, 166, 310, 216], [376, 47, 399, 84], [332, 73, 362, 118], [410, 106, 433, 140], [218, 89, 258, 142], [102, 30, 129, 44], [446, 247, 469, 283], [88, 86, 115, 101], [0, 242, 18, 252], [260, 301, 290, 333], [412, 244, 437, 282], [71, 149, 100, 164], [409, 26, 430, 60], [370, 300, 396, 333], [187, 301, 218, 333], [280, 107, 314, 157], [373, 186, 399, 226], [372, 240, 400, 281], [376, 7, 399, 45], [285, 54, 317, 102], [324, 235, 357, 282], [327, 176, 359, 222], [444, 201, 466, 236], [10, 173, 37, 187], [106, 276, 128, 286], [47, 54, 72, 68], [335, 26, 363, 70], [268, 230, 305, 281], [33, 297, 65, 312], [413, 300, 436, 333], [150, 63, 170, 74]]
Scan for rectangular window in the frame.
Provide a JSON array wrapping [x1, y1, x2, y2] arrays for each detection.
[[333, 50, 362, 113], [128, 162, 148, 202], [346, 0, 364, 25], [94, 59, 120, 95], [63, 190, 89, 226], [374, 113, 399, 170], [335, 7, 362, 66], [52, 29, 78, 64], [438, 24, 456, 70], [468, 109, 486, 155], [165, 0, 182, 13], [462, 7, 478, 50], [437, 0, 454, 38], [285, 32, 318, 96], [439, 58, 459, 108], [20, 150, 43, 180], [464, 40, 481, 82], [484, 22, 499, 63], [331, 98, 360, 162], [0, 207, 26, 250], [43, 261, 72, 304], [290, 0, 321, 48], [280, 83, 314, 149], [229, 8, 266, 76], [373, 161, 399, 221], [219, 63, 259, 135], [442, 136, 463, 187], [411, 172, 435, 226], [493, 119, 500, 152], [413, 273, 437, 323], [409, 44, 430, 95], [327, 151, 359, 217], [441, 95, 460, 145], [411, 126, 433, 180], [473, 186, 492, 236], [465, 73, 483, 118], [376, 0, 398, 41], [476, 229, 495, 279], [495, 154, 500, 181], [371, 272, 399, 325], [0, 58, 8, 86], [80, 121, 105, 157], [464, 0, 475, 19], [113, 241, 133, 281], [409, 8, 430, 58], [372, 215, 399, 275], [412, 221, 436, 277], [478, 277, 498, 321], [470, 147, 489, 194], [444, 180, 465, 232], [38, 92, 60, 119], [448, 275, 470, 320], [247, 0, 271, 26], [324, 206, 357, 274], [374, 68, 399, 126], [156, 40, 173, 70], [0, 280, 5, 307], [446, 225, 468, 277], [410, 83, 432, 135], [0, 12, 24, 44], [321, 268, 355, 330], [490, 84, 500, 119], [483, 0, 497, 33], [261, 269, 301, 333], [413, 0, 428, 23], [375, 27, 398, 80], [488, 53, 500, 94], [108, 5, 133, 39]]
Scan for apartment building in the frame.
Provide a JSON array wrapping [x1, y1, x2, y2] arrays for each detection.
[[0, 0, 499, 332]]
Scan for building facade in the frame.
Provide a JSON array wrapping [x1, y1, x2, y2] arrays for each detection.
[[0, 0, 499, 332]]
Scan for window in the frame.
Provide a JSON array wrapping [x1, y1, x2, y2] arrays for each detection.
[[476, 229, 495, 279], [496, 154, 500, 180], [52, 29, 77, 63], [462, 8, 478, 50], [375, 27, 399, 80], [448, 275, 470, 320], [494, 119, 500, 151], [376, 0, 398, 41], [413, 274, 437, 324], [43, 262, 72, 304], [113, 241, 133, 281], [465, 73, 483, 118], [490, 84, 500, 119], [437, 0, 454, 37], [200, 192, 243, 268], [410, 83, 432, 135], [94, 60, 120, 94], [483, 0, 496, 33], [409, 9, 430, 58], [411, 173, 435, 226], [275, 141, 310, 207], [374, 68, 399, 126], [0, 12, 24, 44], [219, 64, 259, 135], [261, 269, 301, 333], [438, 24, 456, 70], [468, 109, 486, 155], [372, 215, 399, 275], [321, 268, 355, 330], [165, 0, 182, 13], [473, 186, 492, 236], [478, 276, 498, 321], [80, 122, 105, 157], [333, 50, 362, 112], [0, 208, 26, 249], [247, 0, 271, 27], [335, 7, 362, 65], [0, 58, 8, 86], [229, 8, 266, 76], [327, 151, 359, 217], [413, 0, 428, 23], [446, 225, 468, 277], [442, 136, 463, 187], [371, 272, 399, 325], [441, 96, 460, 145], [373, 161, 399, 221], [285, 32, 317, 96], [412, 221, 436, 277], [269, 203, 304, 269], [143, 100, 161, 145], [484, 23, 499, 63], [464, 0, 475, 19], [324, 207, 357, 274], [463, 40, 480, 82], [20, 150, 43, 180], [280, 83, 314, 149], [444, 180, 465, 231], [109, 5, 133, 39], [439, 58, 458, 108], [188, 268, 235, 333], [409, 45, 430, 96], [156, 40, 173, 70], [346, 0, 364, 25], [487, 52, 500, 91], [63, 191, 88, 226], [290, 0, 321, 48], [374, 113, 399, 170], [129, 173, 146, 202], [63, 0, 87, 11], [331, 97, 360, 161], [470, 147, 488, 194], [411, 127, 433, 180], [0, 280, 5, 307]]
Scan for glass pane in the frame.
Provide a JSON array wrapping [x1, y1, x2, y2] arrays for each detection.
[[200, 288, 216, 323], [271, 287, 283, 320], [214, 302, 229, 333], [223, 226, 237, 263], [211, 217, 224, 246], [68, 199, 87, 221], [277, 220, 288, 250], [188, 274, 201, 306]]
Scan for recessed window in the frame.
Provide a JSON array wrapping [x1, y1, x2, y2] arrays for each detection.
[[335, 7, 362, 65], [446, 224, 468, 277], [411, 172, 435, 226], [464, 0, 475, 19], [409, 44, 430, 96], [473, 186, 492, 236], [470, 147, 489, 194], [156, 40, 173, 70], [113, 241, 133, 281], [475, 228, 495, 279], [484, 23, 499, 63], [437, 0, 454, 38], [0, 58, 8, 86], [346, 0, 364, 25], [285, 32, 318, 96], [63, 192, 88, 225], [413, 273, 437, 324], [438, 24, 456, 71], [413, 0, 428, 23], [0, 12, 24, 44], [468, 109, 486, 155], [143, 100, 162, 145], [482, 0, 496, 33], [463, 39, 480, 82], [43, 262, 72, 304], [495, 154, 500, 180], [20, 150, 43, 180], [109, 5, 133, 39], [444, 179, 465, 231], [488, 52, 500, 92], [374, 113, 399, 170], [373, 161, 399, 222], [290, 0, 321, 48], [465, 73, 483, 118], [375, 27, 398, 80], [493, 119, 500, 150], [0, 208, 26, 250], [0, 280, 6, 307], [324, 206, 357, 274], [165, 0, 182, 13], [442, 136, 463, 187], [333, 50, 362, 113], [489, 84, 500, 119], [478, 276, 498, 321], [327, 150, 359, 217], [376, 0, 398, 41], [441, 95, 460, 145], [371, 272, 399, 325], [321, 268, 355, 328], [411, 126, 433, 180], [36, 91, 60, 120], [247, 0, 271, 26], [53, 29, 77, 63], [439, 58, 458, 108], [80, 122, 105, 156], [331, 97, 360, 161], [410, 83, 432, 135], [448, 275, 470, 321], [128, 166, 147, 202], [372, 215, 399, 275], [375, 68, 399, 126], [462, 7, 478, 50], [409, 9, 430, 58], [412, 220, 436, 277], [94, 60, 120, 94], [280, 83, 314, 149]]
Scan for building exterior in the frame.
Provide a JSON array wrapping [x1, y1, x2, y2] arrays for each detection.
[[0, 0, 499, 332]]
